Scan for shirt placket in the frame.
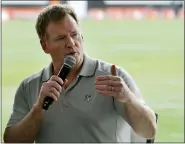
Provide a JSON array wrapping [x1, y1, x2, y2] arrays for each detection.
[[60, 76, 80, 112]]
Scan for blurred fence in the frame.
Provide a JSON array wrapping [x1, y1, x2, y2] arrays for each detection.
[[2, 0, 184, 21]]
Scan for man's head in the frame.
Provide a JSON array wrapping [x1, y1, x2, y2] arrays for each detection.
[[35, 4, 84, 69]]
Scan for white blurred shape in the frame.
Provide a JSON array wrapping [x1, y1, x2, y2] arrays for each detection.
[[67, 1, 88, 19], [2, 10, 10, 22]]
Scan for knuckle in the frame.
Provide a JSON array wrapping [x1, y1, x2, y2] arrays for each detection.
[[57, 91, 60, 96], [51, 87, 55, 91], [58, 85, 62, 91], [50, 75, 56, 80], [46, 80, 51, 84], [59, 87, 62, 92], [42, 82, 47, 85], [57, 81, 61, 87], [109, 86, 112, 90], [42, 82, 47, 86], [49, 95, 55, 100], [56, 76, 62, 81], [61, 79, 64, 83], [108, 80, 111, 85], [59, 79, 64, 84], [40, 85, 47, 93], [117, 88, 122, 92], [120, 82, 124, 87], [108, 86, 111, 90], [117, 77, 122, 81], [49, 92, 54, 97], [41, 85, 45, 89], [56, 90, 59, 95], [53, 81, 58, 86], [53, 93, 56, 97]]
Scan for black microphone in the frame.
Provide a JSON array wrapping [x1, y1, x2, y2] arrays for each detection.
[[42, 55, 76, 110]]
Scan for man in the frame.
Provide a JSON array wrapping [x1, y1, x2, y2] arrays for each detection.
[[3, 4, 157, 143]]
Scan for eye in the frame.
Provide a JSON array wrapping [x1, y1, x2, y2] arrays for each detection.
[[71, 33, 78, 37], [58, 37, 65, 40], [56, 36, 65, 41]]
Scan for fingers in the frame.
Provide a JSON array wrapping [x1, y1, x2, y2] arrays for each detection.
[[63, 79, 68, 87], [95, 84, 121, 92], [42, 83, 60, 100], [98, 90, 115, 96], [95, 65, 123, 97], [49, 87, 60, 99], [47, 75, 69, 92], [50, 75, 64, 86], [96, 65, 119, 81], [95, 80, 123, 87], [96, 75, 121, 81], [39, 84, 59, 103], [46, 81, 62, 92], [46, 92, 58, 102], [38, 75, 66, 107], [44, 76, 66, 99], [95, 85, 112, 91]]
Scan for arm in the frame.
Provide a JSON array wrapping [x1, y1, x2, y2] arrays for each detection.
[[3, 79, 44, 143], [123, 91, 157, 139], [4, 105, 43, 143], [114, 68, 157, 139], [95, 65, 157, 139], [4, 75, 64, 143]]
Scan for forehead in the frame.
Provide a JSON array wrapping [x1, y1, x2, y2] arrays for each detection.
[[46, 14, 79, 36]]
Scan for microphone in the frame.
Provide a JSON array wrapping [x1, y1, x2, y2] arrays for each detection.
[[42, 55, 76, 110]]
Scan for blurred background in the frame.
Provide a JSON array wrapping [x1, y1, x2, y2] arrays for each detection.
[[1, 0, 184, 142]]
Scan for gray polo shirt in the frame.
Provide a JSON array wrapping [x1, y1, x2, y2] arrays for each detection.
[[6, 54, 146, 143]]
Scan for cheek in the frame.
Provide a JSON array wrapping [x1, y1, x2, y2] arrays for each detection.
[[75, 38, 83, 51], [75, 42, 82, 49], [50, 42, 65, 51], [55, 41, 65, 47]]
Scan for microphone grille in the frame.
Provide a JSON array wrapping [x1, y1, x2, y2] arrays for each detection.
[[64, 55, 76, 68]]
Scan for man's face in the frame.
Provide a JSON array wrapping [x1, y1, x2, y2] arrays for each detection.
[[41, 14, 84, 67]]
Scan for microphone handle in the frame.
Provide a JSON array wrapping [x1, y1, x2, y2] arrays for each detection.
[[42, 64, 72, 110]]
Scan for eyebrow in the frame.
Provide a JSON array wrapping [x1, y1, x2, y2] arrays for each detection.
[[71, 30, 78, 34], [55, 35, 66, 39], [55, 30, 78, 38]]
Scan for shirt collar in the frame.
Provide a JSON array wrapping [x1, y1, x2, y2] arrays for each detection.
[[41, 53, 97, 82]]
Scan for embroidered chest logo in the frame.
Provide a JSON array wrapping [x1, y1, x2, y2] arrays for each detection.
[[84, 94, 92, 102]]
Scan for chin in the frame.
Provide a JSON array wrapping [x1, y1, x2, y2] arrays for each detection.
[[75, 54, 83, 66]]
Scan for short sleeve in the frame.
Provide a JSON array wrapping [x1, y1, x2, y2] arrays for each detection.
[[113, 67, 145, 117], [6, 80, 30, 128]]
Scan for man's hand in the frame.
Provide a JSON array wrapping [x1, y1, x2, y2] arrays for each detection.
[[95, 65, 132, 103], [95, 65, 157, 139], [35, 75, 68, 110], [3, 75, 69, 143]]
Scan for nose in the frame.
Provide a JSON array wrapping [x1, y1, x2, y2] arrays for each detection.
[[66, 36, 75, 48]]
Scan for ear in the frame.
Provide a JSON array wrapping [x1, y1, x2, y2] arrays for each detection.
[[81, 34, 84, 41], [40, 39, 49, 54]]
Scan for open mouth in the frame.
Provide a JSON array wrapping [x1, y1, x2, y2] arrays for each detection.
[[66, 52, 76, 56]]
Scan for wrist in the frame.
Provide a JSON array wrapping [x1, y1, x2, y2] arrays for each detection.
[[124, 92, 135, 105], [31, 104, 44, 119]]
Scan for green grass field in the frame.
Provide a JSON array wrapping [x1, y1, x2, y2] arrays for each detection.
[[2, 19, 184, 142]]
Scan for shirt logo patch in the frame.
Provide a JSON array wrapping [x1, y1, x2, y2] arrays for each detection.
[[84, 94, 92, 102]]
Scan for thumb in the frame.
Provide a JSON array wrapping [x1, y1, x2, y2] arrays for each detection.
[[111, 65, 117, 76]]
